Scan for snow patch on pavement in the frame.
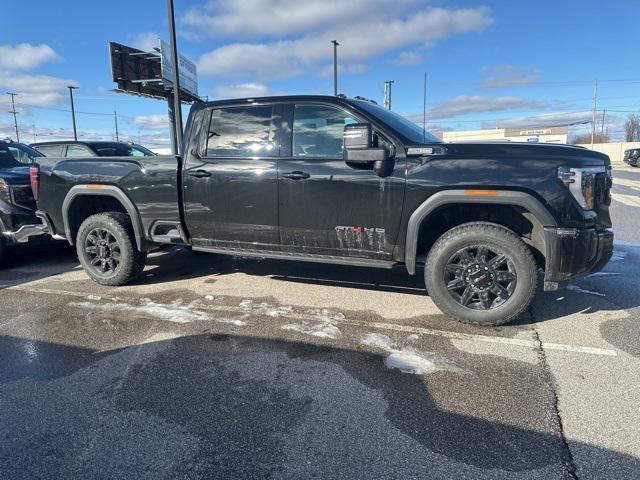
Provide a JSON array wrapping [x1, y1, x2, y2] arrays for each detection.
[[282, 321, 341, 338], [360, 333, 461, 375], [70, 299, 211, 323], [282, 307, 345, 339], [566, 285, 606, 297], [239, 299, 293, 317]]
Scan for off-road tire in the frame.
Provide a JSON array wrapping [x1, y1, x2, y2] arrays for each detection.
[[425, 222, 537, 326], [76, 212, 147, 286]]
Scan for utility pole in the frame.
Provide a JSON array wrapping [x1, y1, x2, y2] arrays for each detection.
[[422, 73, 427, 143], [383, 80, 395, 110], [590, 79, 598, 148], [331, 40, 339, 96], [67, 86, 78, 140], [167, 0, 183, 153], [7, 92, 20, 142], [114, 111, 120, 142]]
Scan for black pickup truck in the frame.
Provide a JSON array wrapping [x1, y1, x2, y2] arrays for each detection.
[[32, 95, 614, 325], [0, 140, 48, 266]]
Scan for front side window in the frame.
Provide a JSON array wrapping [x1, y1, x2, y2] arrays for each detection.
[[205, 105, 275, 157], [292, 104, 358, 158]]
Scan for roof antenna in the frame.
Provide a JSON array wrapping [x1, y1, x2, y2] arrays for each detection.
[[422, 72, 427, 143]]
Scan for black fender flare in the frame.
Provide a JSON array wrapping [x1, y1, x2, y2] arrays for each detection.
[[404, 189, 558, 275], [61, 185, 146, 250]]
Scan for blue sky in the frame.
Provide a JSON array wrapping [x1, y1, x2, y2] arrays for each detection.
[[1, 0, 639, 147]]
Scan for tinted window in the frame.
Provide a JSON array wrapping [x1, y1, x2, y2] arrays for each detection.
[[205, 106, 275, 157], [66, 144, 93, 157], [92, 144, 154, 157], [293, 104, 358, 158], [34, 144, 64, 156]]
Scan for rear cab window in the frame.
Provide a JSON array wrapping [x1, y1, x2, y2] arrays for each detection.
[[205, 105, 276, 158]]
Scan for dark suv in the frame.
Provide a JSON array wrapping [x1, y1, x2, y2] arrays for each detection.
[[0, 140, 48, 266], [623, 148, 639, 167], [30, 141, 155, 158]]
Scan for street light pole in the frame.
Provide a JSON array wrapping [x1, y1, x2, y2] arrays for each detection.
[[114, 111, 120, 142], [331, 40, 339, 96], [7, 92, 20, 142], [167, 0, 183, 153], [67, 86, 78, 141]]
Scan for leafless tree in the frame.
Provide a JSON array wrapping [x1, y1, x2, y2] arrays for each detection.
[[572, 133, 610, 144], [625, 114, 640, 142]]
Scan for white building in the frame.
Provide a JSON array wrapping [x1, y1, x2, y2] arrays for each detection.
[[439, 126, 568, 144]]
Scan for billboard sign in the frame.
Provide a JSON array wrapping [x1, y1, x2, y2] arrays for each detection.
[[160, 40, 198, 98]]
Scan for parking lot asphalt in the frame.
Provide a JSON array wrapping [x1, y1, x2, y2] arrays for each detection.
[[1, 166, 639, 479]]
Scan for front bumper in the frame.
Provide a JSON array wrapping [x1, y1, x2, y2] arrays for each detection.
[[543, 227, 614, 291]]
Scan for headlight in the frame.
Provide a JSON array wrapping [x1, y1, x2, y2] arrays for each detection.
[[0, 179, 11, 204], [558, 167, 605, 210]]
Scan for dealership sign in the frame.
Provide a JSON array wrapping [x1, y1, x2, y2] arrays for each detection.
[[160, 40, 198, 98]]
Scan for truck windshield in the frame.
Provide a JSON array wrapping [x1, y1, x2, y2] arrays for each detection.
[[350, 100, 442, 144], [0, 143, 43, 168]]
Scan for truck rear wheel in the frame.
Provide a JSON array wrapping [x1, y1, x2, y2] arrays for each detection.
[[76, 212, 147, 286], [425, 222, 537, 326]]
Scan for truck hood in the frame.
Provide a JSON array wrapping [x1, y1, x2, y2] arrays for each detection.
[[0, 166, 30, 185], [412, 142, 610, 167]]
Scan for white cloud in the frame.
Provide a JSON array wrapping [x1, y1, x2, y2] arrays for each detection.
[[480, 65, 540, 89], [0, 43, 60, 70], [0, 72, 78, 107], [183, 0, 399, 39], [212, 82, 275, 98], [129, 114, 169, 130], [194, 4, 492, 79], [482, 111, 593, 129], [428, 95, 550, 119], [131, 32, 161, 52], [394, 51, 423, 67]]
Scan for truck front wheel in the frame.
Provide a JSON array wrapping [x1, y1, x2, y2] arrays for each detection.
[[76, 212, 147, 286], [425, 222, 537, 326]]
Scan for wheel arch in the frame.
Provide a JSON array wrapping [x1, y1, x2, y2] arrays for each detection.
[[62, 185, 146, 251], [405, 189, 558, 275]]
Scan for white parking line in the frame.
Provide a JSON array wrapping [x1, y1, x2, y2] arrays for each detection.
[[6, 284, 619, 357], [612, 193, 640, 208]]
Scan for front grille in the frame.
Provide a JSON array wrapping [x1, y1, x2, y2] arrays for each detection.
[[11, 185, 36, 210]]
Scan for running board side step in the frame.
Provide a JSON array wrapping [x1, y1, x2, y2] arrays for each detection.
[[191, 246, 397, 269]]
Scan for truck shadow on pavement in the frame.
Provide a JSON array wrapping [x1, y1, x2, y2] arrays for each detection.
[[0, 332, 638, 479], [0, 241, 78, 288]]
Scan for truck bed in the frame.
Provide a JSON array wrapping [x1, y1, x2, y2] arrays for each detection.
[[36, 155, 183, 248]]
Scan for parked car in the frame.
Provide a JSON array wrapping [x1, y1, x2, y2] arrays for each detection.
[[30, 141, 156, 158], [623, 148, 639, 167], [31, 95, 614, 326], [0, 140, 47, 267]]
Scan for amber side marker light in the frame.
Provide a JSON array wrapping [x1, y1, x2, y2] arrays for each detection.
[[86, 184, 103, 190], [465, 189, 499, 196]]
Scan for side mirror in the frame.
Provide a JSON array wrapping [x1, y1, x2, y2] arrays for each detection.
[[343, 123, 394, 177]]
